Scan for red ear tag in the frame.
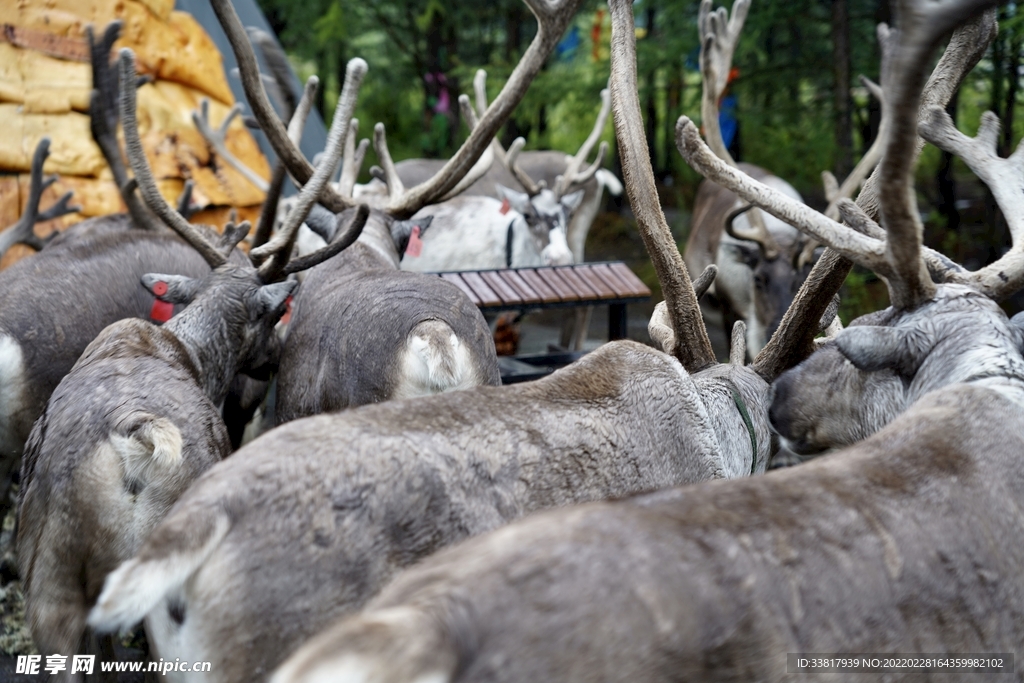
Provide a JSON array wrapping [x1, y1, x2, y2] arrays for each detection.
[[499, 198, 511, 215], [405, 225, 423, 258], [280, 295, 294, 325], [149, 280, 173, 323], [150, 299, 174, 323]]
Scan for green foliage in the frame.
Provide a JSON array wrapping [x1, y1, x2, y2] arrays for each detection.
[[256, 0, 1024, 317]]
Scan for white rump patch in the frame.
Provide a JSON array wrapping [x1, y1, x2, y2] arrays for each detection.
[[88, 513, 230, 633], [394, 320, 479, 399], [0, 335, 26, 456], [112, 417, 183, 489]]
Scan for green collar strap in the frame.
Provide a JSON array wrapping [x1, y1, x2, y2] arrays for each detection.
[[728, 385, 759, 475]]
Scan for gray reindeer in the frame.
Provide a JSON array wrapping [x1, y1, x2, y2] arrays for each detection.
[[264, 3, 1024, 682], [85, 3, 841, 683], [15, 48, 366, 681], [0, 20, 300, 491]]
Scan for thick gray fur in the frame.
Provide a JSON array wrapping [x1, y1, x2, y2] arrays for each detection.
[[275, 378, 1024, 683], [275, 207, 499, 424], [770, 283, 1024, 454], [0, 215, 250, 514], [17, 256, 295, 682], [88, 339, 772, 682]]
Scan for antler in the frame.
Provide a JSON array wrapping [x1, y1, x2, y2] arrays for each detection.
[[757, 8, 996, 378], [251, 57, 367, 280], [0, 138, 80, 258], [688, 4, 997, 379], [252, 77, 320, 249], [119, 50, 228, 268], [338, 119, 370, 198], [380, 0, 586, 217], [552, 86, 612, 197], [504, 137, 546, 196], [209, 0, 355, 213], [697, 0, 778, 261], [193, 99, 270, 192], [920, 107, 1024, 298], [121, 49, 365, 280], [609, 0, 717, 372], [87, 22, 165, 232], [371, 93, 495, 207], [473, 69, 509, 164], [214, 0, 583, 218]]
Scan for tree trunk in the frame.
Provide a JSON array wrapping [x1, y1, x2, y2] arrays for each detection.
[[1002, 18, 1021, 157], [644, 4, 658, 175], [937, 91, 960, 238], [664, 66, 682, 178], [832, 0, 853, 179]]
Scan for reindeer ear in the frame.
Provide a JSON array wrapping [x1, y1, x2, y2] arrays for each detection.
[[496, 185, 533, 214], [255, 279, 297, 316], [141, 274, 201, 304], [304, 204, 338, 242], [836, 326, 927, 376], [560, 189, 585, 213], [390, 217, 432, 255]]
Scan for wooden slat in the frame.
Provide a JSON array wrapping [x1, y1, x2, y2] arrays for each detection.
[[480, 270, 521, 304], [518, 269, 561, 303], [536, 269, 582, 302], [499, 270, 543, 305], [590, 264, 633, 296], [554, 266, 599, 299], [440, 273, 480, 305], [608, 262, 652, 296], [461, 272, 503, 307], [575, 265, 619, 299]]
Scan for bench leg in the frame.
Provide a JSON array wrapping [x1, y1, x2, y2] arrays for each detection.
[[609, 303, 627, 340]]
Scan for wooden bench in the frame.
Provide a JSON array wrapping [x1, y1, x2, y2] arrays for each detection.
[[431, 262, 652, 382]]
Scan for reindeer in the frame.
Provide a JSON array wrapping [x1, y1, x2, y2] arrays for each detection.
[[391, 75, 620, 347], [220, 38, 503, 425], [0, 22, 292, 482], [378, 70, 622, 268], [262, 4, 1024, 682], [84, 2, 838, 681], [683, 0, 891, 358], [14, 47, 366, 681]]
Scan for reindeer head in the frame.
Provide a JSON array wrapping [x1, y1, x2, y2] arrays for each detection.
[[115, 48, 369, 404], [495, 184, 580, 266], [675, 0, 1016, 453], [475, 73, 612, 267]]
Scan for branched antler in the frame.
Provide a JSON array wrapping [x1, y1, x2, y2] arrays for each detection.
[[553, 86, 611, 197], [697, 0, 777, 260], [920, 107, 1024, 298], [87, 22, 163, 231], [0, 138, 80, 258], [193, 99, 270, 192], [119, 49, 228, 268], [120, 48, 365, 280], [251, 57, 367, 280], [750, 5, 997, 379], [372, 93, 495, 206]]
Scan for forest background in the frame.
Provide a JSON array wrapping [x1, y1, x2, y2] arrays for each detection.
[[255, 0, 1024, 320]]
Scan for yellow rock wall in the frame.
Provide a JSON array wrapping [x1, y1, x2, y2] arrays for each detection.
[[0, 0, 271, 269]]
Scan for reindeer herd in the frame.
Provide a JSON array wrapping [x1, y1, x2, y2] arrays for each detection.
[[0, 0, 1022, 680]]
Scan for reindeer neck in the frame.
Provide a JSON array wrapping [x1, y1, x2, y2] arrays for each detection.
[[163, 305, 241, 405], [356, 218, 401, 269]]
